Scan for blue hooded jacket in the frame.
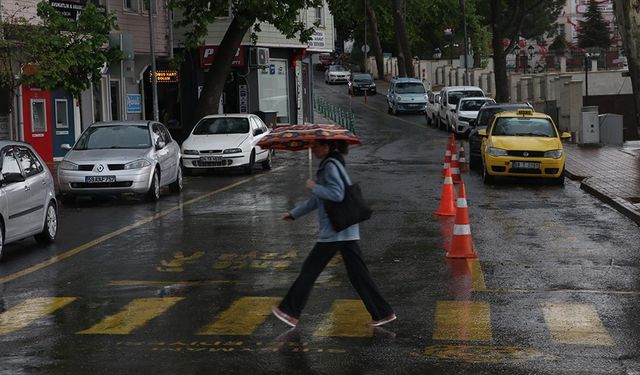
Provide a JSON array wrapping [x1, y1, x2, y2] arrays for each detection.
[[289, 153, 360, 242]]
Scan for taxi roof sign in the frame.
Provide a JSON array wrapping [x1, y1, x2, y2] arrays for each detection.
[[516, 108, 534, 116]]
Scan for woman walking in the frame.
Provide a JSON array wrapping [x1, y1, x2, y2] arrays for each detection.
[[272, 139, 396, 328]]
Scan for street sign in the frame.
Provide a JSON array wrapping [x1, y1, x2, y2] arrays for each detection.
[[361, 44, 370, 53], [126, 94, 141, 114]]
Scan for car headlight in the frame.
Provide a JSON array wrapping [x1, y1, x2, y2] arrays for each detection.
[[59, 160, 78, 171], [124, 159, 151, 170], [223, 148, 242, 154], [459, 117, 474, 123], [488, 147, 508, 157], [183, 149, 199, 155], [544, 149, 563, 159]]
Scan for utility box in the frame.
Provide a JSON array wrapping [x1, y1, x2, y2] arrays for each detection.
[[580, 106, 600, 145], [599, 113, 624, 146]]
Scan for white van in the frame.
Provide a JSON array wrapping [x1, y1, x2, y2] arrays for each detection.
[[386, 78, 428, 115], [438, 86, 485, 132]]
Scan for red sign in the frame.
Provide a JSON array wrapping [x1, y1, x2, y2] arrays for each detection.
[[199, 46, 245, 68]]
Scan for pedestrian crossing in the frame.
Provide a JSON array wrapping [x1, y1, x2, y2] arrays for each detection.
[[0, 296, 616, 346]]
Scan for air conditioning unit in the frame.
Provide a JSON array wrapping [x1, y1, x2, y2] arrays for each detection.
[[251, 47, 269, 66]]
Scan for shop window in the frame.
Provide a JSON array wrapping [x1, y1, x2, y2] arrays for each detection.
[[110, 80, 121, 121], [31, 99, 47, 133], [124, 0, 139, 12], [142, 0, 157, 14], [258, 59, 289, 122], [55, 99, 69, 128], [315, 7, 324, 26]]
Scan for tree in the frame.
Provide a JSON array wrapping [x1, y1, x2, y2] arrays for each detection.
[[613, 0, 640, 139], [477, 0, 564, 102], [169, 0, 322, 125], [0, 2, 121, 104], [577, 0, 610, 50], [391, 0, 414, 77]]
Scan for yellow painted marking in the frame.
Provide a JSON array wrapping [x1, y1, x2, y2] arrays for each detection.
[[327, 254, 343, 267], [78, 297, 183, 335], [314, 299, 372, 337], [196, 296, 279, 336], [467, 259, 486, 291], [107, 280, 234, 287], [433, 301, 492, 342], [542, 303, 615, 346], [0, 168, 284, 285], [0, 297, 76, 335], [156, 251, 205, 272], [477, 288, 640, 296]]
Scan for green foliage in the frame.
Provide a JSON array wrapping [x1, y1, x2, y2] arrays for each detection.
[[549, 33, 569, 53], [577, 0, 610, 49], [1, 1, 122, 97]]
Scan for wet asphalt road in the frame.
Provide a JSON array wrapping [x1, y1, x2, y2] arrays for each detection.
[[0, 77, 639, 374]]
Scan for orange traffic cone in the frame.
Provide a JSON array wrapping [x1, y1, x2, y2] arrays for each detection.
[[433, 166, 456, 216], [450, 153, 462, 184], [440, 148, 452, 178], [446, 181, 478, 259], [459, 140, 467, 172], [450, 136, 458, 156]]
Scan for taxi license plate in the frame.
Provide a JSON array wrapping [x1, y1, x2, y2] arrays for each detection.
[[201, 156, 223, 162], [511, 161, 540, 169], [85, 175, 116, 183]]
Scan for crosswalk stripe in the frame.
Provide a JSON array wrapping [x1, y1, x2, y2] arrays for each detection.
[[0, 297, 76, 336], [543, 303, 615, 346], [433, 301, 492, 342], [314, 299, 372, 337], [77, 297, 183, 335], [196, 296, 280, 336]]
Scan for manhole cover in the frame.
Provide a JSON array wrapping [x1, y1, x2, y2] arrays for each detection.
[[422, 345, 553, 364]]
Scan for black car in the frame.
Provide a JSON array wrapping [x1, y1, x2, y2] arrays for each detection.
[[468, 102, 533, 170], [348, 73, 376, 96]]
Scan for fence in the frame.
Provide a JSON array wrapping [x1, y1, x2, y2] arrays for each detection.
[[313, 96, 357, 134]]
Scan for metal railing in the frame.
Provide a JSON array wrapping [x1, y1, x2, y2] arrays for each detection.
[[314, 96, 357, 134]]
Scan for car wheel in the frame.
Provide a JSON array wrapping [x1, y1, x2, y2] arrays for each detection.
[[146, 169, 161, 201], [35, 202, 57, 244], [482, 164, 494, 184], [426, 115, 432, 126], [391, 105, 398, 115], [0, 221, 4, 262], [387, 104, 392, 114], [261, 153, 272, 170], [169, 165, 183, 193], [244, 150, 256, 175]]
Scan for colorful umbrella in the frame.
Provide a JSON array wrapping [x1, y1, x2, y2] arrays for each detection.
[[257, 124, 362, 177]]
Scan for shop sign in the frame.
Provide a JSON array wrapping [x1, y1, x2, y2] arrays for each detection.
[[199, 46, 245, 68], [149, 70, 179, 83], [127, 94, 142, 114], [239, 85, 248, 114], [48, 0, 105, 20]]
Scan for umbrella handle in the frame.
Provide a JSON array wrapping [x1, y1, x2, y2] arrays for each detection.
[[308, 147, 312, 179]]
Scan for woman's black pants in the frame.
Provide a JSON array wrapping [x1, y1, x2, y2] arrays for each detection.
[[278, 240, 393, 321]]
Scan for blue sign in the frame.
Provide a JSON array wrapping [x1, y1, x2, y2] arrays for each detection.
[[270, 64, 276, 74], [127, 94, 141, 114]]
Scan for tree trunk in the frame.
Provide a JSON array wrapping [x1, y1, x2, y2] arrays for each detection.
[[391, 0, 414, 77], [613, 0, 640, 139], [490, 0, 509, 102], [366, 3, 385, 80], [193, 15, 253, 127], [394, 31, 407, 77]]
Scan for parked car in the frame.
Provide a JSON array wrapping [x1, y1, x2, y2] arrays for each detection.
[[317, 53, 336, 71], [478, 108, 571, 185], [348, 73, 376, 96], [468, 102, 533, 170], [0, 141, 57, 261], [181, 114, 271, 175], [452, 97, 495, 137], [438, 86, 485, 131], [425, 91, 440, 126], [325, 65, 351, 84], [386, 77, 428, 115], [58, 121, 182, 202]]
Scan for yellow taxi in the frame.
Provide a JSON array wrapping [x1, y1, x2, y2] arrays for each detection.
[[478, 108, 571, 185]]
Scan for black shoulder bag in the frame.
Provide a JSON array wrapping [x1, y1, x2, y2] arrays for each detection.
[[323, 160, 373, 232]]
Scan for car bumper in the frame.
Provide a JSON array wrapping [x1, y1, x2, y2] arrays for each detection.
[[483, 155, 565, 178], [327, 76, 349, 83], [353, 86, 376, 94], [182, 153, 250, 169], [396, 103, 427, 112], [58, 165, 154, 195], [455, 121, 472, 136]]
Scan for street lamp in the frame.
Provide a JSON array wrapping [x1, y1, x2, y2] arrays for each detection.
[[444, 28, 455, 65], [433, 48, 442, 60], [513, 45, 521, 72], [527, 45, 535, 74]]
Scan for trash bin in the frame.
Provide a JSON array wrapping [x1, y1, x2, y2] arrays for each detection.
[[255, 110, 278, 129]]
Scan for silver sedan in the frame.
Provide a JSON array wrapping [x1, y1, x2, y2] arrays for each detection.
[[57, 121, 182, 202], [0, 141, 57, 261]]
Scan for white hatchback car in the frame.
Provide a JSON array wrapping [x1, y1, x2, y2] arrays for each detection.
[[453, 97, 496, 136], [181, 114, 272, 174], [0, 141, 57, 261]]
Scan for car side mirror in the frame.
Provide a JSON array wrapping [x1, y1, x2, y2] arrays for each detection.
[[156, 140, 166, 150], [478, 129, 487, 137], [254, 129, 264, 136], [61, 143, 72, 151], [1, 172, 25, 184], [452, 109, 457, 113], [561, 132, 572, 140]]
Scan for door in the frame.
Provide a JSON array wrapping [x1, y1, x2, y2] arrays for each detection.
[[52, 90, 76, 157], [0, 147, 30, 241], [151, 123, 171, 185], [250, 117, 269, 161], [14, 146, 47, 233], [21, 86, 53, 163], [158, 123, 177, 183]]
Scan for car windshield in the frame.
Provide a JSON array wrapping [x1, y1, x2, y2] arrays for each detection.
[[193, 118, 250, 135], [460, 99, 492, 111], [353, 74, 372, 83], [448, 90, 484, 105], [396, 82, 425, 94], [492, 117, 557, 137], [476, 106, 531, 128], [74, 125, 151, 150], [329, 65, 348, 72]]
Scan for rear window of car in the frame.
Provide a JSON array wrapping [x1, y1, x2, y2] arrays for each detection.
[[329, 65, 348, 71], [460, 99, 492, 111], [395, 82, 425, 94], [477, 105, 531, 128], [353, 74, 372, 83], [75, 125, 151, 150], [448, 90, 484, 105], [492, 117, 557, 137], [193, 118, 250, 135]]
